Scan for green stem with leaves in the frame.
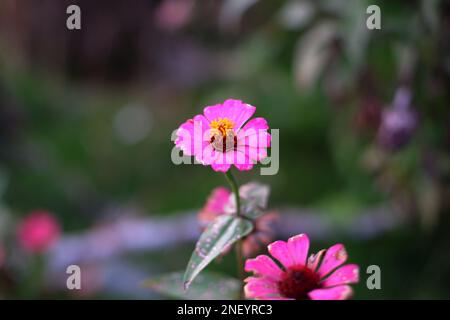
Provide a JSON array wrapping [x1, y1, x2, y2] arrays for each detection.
[[224, 170, 245, 300]]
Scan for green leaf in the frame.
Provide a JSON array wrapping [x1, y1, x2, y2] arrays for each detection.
[[143, 271, 240, 300], [225, 182, 270, 219], [239, 182, 270, 219], [294, 20, 337, 89], [183, 215, 253, 289], [341, 0, 371, 71]]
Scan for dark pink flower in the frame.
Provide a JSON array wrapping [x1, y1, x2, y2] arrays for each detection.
[[17, 210, 61, 254], [175, 99, 271, 172], [244, 234, 359, 300]]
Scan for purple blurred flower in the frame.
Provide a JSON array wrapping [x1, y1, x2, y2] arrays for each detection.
[[377, 87, 418, 152]]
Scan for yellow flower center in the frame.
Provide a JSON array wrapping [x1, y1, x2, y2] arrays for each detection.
[[209, 118, 236, 152], [210, 118, 234, 136]]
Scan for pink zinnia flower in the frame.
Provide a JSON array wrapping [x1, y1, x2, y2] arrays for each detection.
[[198, 187, 231, 228], [244, 234, 359, 300], [175, 99, 271, 172], [17, 210, 61, 254]]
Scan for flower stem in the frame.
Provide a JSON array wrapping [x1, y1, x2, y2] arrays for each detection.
[[235, 239, 245, 299], [224, 170, 245, 300], [224, 170, 241, 217]]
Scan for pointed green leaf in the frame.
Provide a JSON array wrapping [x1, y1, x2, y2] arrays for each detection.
[[226, 182, 270, 219], [183, 215, 253, 289], [239, 182, 270, 219], [143, 271, 240, 300]]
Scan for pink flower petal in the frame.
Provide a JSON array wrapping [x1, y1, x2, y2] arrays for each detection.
[[202, 102, 222, 121], [236, 124, 270, 163], [268, 240, 295, 268], [203, 99, 256, 130], [175, 122, 196, 156], [211, 162, 231, 172], [249, 147, 268, 162], [240, 117, 269, 133], [201, 187, 230, 214], [317, 244, 348, 278], [321, 264, 359, 287], [233, 149, 254, 171], [175, 115, 210, 156], [209, 151, 236, 171], [256, 296, 293, 300], [244, 277, 284, 300], [308, 285, 353, 300], [224, 149, 239, 164], [235, 143, 267, 163], [197, 144, 219, 165], [245, 255, 283, 280], [238, 118, 271, 148], [210, 148, 255, 171], [234, 162, 254, 171], [287, 234, 309, 267], [307, 249, 325, 271]]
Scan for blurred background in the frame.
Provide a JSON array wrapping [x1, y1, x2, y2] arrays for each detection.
[[0, 0, 449, 299]]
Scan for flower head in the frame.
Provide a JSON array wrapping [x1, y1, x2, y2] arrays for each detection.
[[244, 234, 359, 300], [175, 99, 271, 172], [17, 210, 61, 254]]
